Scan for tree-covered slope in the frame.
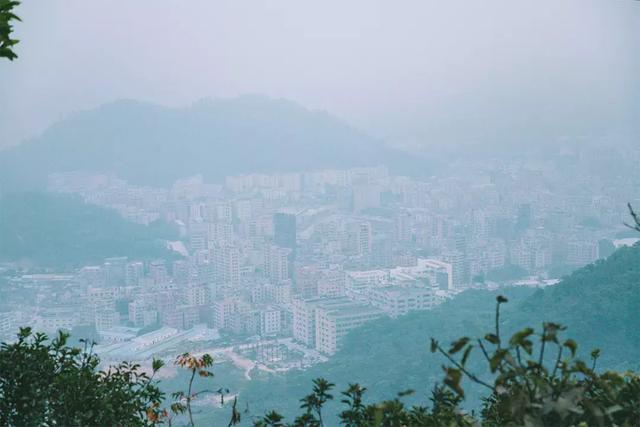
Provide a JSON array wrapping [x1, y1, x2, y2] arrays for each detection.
[[228, 244, 640, 421], [0, 192, 178, 267], [0, 95, 427, 192], [514, 244, 640, 371]]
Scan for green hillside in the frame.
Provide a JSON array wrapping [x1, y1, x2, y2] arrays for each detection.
[[513, 245, 640, 370], [216, 244, 640, 422], [0, 192, 179, 267], [0, 96, 429, 192]]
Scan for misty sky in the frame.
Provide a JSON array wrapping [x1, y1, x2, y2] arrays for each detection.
[[1, 0, 638, 150]]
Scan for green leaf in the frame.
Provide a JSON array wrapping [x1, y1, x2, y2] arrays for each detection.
[[489, 350, 507, 373], [509, 328, 534, 347], [448, 337, 470, 354], [521, 339, 534, 355], [443, 367, 464, 397], [397, 389, 415, 397], [461, 345, 473, 366], [563, 339, 578, 357], [542, 322, 565, 343], [485, 333, 500, 345], [152, 358, 165, 372]]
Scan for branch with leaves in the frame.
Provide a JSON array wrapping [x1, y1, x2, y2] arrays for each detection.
[[625, 203, 640, 233], [0, 328, 165, 426], [430, 295, 640, 426], [0, 0, 21, 61], [169, 353, 216, 426]]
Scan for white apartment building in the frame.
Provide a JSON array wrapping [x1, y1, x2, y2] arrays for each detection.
[[214, 298, 238, 330], [292, 298, 318, 347], [265, 245, 292, 284], [345, 269, 390, 298], [369, 286, 436, 318], [128, 299, 148, 326], [357, 222, 373, 255], [294, 297, 382, 353], [314, 301, 384, 355], [35, 308, 76, 334], [407, 259, 453, 290], [212, 244, 240, 286], [266, 283, 292, 304], [95, 309, 119, 332], [88, 286, 118, 313], [185, 283, 208, 306], [125, 261, 144, 286], [260, 308, 282, 336]]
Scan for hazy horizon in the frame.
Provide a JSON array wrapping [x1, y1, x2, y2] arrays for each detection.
[[1, 0, 638, 149]]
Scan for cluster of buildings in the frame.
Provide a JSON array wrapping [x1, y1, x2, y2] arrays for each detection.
[[2, 146, 637, 358]]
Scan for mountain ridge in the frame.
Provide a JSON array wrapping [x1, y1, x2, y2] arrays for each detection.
[[0, 192, 179, 268], [0, 95, 428, 192]]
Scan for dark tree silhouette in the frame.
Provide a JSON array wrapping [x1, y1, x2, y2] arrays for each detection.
[[625, 203, 640, 233], [0, 328, 165, 426], [0, 0, 20, 61]]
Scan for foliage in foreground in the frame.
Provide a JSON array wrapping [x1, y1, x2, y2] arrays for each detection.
[[0, 328, 164, 426], [0, 0, 20, 61], [2, 296, 640, 426], [253, 296, 640, 427]]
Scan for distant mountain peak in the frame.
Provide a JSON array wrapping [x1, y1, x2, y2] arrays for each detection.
[[0, 96, 427, 191]]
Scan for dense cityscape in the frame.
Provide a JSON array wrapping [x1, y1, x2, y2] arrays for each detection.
[[2, 144, 638, 375]]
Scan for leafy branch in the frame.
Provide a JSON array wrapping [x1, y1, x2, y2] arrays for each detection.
[[624, 203, 640, 233], [0, 0, 21, 61]]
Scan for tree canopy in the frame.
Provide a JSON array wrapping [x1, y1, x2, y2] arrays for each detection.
[[0, 328, 164, 426], [0, 192, 179, 267], [3, 295, 640, 426], [0, 0, 20, 61]]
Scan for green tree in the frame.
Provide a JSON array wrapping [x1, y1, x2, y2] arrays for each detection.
[[0, 0, 20, 61], [253, 381, 473, 427], [169, 352, 216, 427], [431, 295, 640, 426], [0, 328, 165, 426]]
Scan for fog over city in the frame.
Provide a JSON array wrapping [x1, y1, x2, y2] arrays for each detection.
[[1, 1, 640, 425]]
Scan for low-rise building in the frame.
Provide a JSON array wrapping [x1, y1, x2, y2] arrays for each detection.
[[315, 300, 384, 355], [369, 286, 436, 317]]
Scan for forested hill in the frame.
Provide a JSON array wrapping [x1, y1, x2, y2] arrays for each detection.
[[515, 243, 640, 370], [0, 95, 427, 192], [0, 192, 179, 267], [229, 243, 640, 422]]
